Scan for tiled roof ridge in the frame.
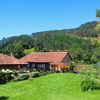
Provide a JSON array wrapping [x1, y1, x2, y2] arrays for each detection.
[[20, 51, 68, 63]]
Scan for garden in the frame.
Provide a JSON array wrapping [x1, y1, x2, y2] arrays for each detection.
[[0, 64, 100, 100]]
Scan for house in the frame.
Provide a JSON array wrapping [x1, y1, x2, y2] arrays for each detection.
[[0, 53, 27, 70], [20, 52, 72, 71]]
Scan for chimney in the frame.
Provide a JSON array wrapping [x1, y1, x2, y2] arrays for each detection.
[[10, 52, 14, 57]]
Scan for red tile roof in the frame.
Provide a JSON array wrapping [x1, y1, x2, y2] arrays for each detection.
[[0, 53, 27, 65], [20, 52, 68, 63]]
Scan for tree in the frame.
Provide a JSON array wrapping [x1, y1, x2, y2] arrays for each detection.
[[12, 42, 25, 58], [95, 9, 100, 32], [95, 23, 100, 32], [69, 61, 76, 71], [24, 48, 35, 55], [96, 9, 100, 18]]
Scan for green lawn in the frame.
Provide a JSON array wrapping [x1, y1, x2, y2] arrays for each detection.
[[0, 73, 100, 100]]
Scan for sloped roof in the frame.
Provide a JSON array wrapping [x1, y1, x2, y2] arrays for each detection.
[[20, 52, 68, 63], [0, 53, 27, 65]]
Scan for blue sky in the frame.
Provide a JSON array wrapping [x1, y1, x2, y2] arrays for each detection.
[[0, 0, 100, 39]]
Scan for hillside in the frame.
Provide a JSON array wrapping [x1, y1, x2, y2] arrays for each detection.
[[31, 21, 98, 36], [0, 21, 100, 64]]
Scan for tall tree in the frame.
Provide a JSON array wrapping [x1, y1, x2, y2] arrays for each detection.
[[96, 9, 100, 18], [95, 9, 100, 32]]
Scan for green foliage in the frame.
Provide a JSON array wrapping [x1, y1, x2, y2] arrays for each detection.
[[0, 71, 8, 84], [95, 23, 100, 32], [95, 9, 100, 32], [69, 61, 76, 70], [95, 62, 100, 70], [78, 21, 98, 37], [14, 71, 40, 81], [16, 73, 30, 81], [96, 9, 100, 18], [24, 48, 35, 55], [80, 66, 100, 91], [0, 71, 14, 84], [81, 76, 100, 91], [0, 35, 34, 58], [31, 72, 40, 78]]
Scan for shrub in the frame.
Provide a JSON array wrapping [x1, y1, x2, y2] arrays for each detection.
[[0, 71, 8, 84], [80, 66, 97, 76], [13, 72, 40, 81], [18, 70, 29, 74], [93, 63, 100, 70], [0, 71, 14, 84], [19, 73, 30, 80], [6, 72, 14, 81], [17, 73, 30, 81], [31, 72, 40, 78], [13, 77, 20, 82], [80, 66, 100, 91], [69, 61, 76, 70], [81, 76, 100, 91], [39, 71, 48, 76]]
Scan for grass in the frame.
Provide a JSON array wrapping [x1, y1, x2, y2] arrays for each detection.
[[0, 73, 100, 100]]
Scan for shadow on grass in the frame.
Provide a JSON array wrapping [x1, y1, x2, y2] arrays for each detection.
[[0, 96, 9, 100]]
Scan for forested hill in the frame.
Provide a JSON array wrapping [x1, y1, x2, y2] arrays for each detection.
[[0, 21, 100, 64], [32, 21, 98, 37]]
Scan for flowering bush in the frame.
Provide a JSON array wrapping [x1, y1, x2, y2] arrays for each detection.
[[0, 69, 49, 83], [13, 73, 30, 82], [0, 69, 14, 84]]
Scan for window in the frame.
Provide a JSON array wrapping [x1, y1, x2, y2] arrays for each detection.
[[38, 64, 45, 69], [32, 64, 35, 69]]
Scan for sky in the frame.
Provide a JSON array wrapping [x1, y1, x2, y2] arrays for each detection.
[[0, 0, 100, 39]]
